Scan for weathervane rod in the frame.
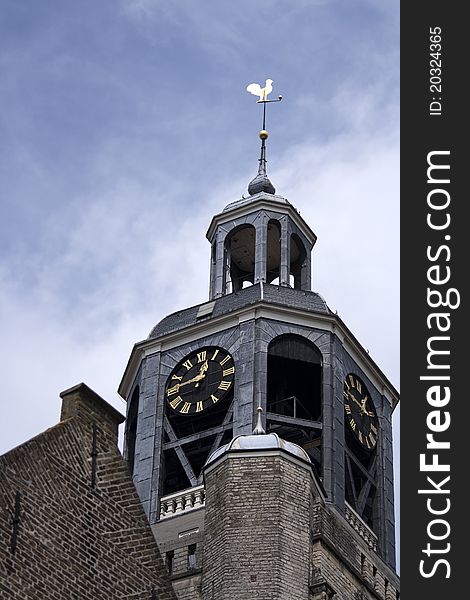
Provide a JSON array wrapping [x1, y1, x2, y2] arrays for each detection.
[[246, 79, 283, 180]]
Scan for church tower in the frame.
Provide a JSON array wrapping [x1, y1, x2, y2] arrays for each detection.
[[119, 87, 399, 598]]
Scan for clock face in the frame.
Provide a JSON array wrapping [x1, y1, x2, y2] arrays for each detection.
[[165, 347, 235, 416], [343, 373, 378, 450]]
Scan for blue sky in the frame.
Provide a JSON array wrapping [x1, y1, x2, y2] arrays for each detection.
[[0, 0, 399, 552]]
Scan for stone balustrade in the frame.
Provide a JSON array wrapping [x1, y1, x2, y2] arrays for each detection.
[[159, 485, 206, 520], [345, 502, 378, 551]]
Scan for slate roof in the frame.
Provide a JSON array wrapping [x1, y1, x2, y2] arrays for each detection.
[[222, 192, 291, 213], [148, 283, 332, 339]]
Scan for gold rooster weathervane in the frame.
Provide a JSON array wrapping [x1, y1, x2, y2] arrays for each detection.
[[246, 78, 283, 132], [245, 79, 283, 196]]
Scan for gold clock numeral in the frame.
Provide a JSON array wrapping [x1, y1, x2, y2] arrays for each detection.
[[180, 402, 191, 414], [370, 423, 378, 435], [348, 374, 355, 388], [167, 384, 180, 397], [172, 374, 183, 381], [220, 355, 231, 366], [211, 349, 220, 360], [365, 436, 371, 449], [349, 418, 357, 431], [223, 366, 235, 376], [183, 360, 193, 371], [368, 433, 377, 447], [358, 431, 364, 444], [197, 351, 207, 363], [218, 380, 231, 391], [196, 401, 204, 412], [169, 396, 183, 409], [345, 403, 351, 415], [210, 394, 219, 404], [356, 380, 362, 394]]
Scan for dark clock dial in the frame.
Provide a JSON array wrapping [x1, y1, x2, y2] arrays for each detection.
[[343, 373, 378, 450], [165, 347, 235, 416]]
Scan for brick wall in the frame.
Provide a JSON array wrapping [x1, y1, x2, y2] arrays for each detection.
[[0, 384, 177, 600]]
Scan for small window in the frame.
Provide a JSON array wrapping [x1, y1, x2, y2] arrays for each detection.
[[196, 301, 215, 319], [187, 543, 197, 570], [166, 550, 174, 575]]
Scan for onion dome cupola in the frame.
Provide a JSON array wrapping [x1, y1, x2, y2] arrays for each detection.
[[247, 128, 276, 196]]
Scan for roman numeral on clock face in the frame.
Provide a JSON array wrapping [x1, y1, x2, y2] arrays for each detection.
[[167, 384, 180, 397], [169, 396, 183, 409], [183, 360, 193, 371], [223, 366, 235, 376], [180, 402, 191, 414], [196, 401, 204, 412], [197, 351, 207, 363], [219, 355, 231, 366], [218, 381, 231, 391]]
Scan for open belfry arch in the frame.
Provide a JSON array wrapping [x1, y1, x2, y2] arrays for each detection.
[[119, 81, 399, 599]]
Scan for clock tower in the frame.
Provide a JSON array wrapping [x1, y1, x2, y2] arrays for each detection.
[[119, 97, 399, 599]]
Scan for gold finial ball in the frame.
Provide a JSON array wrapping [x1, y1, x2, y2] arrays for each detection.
[[259, 129, 269, 140]]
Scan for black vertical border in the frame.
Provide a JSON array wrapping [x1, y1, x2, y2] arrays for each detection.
[[401, 3, 466, 596]]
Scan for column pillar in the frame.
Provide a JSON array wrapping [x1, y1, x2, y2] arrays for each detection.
[[211, 230, 228, 299], [254, 214, 267, 284], [280, 217, 290, 286], [301, 251, 312, 291]]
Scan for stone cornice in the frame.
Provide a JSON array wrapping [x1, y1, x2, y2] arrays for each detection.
[[118, 301, 399, 411]]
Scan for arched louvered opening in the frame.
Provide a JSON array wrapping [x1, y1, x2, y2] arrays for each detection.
[[266, 334, 322, 472], [224, 224, 256, 293], [266, 219, 281, 284], [290, 233, 307, 289]]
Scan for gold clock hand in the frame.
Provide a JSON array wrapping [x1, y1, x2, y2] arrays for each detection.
[[177, 372, 205, 389], [360, 396, 370, 415], [194, 361, 209, 388], [198, 360, 209, 377], [168, 361, 210, 395], [348, 391, 363, 409]]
